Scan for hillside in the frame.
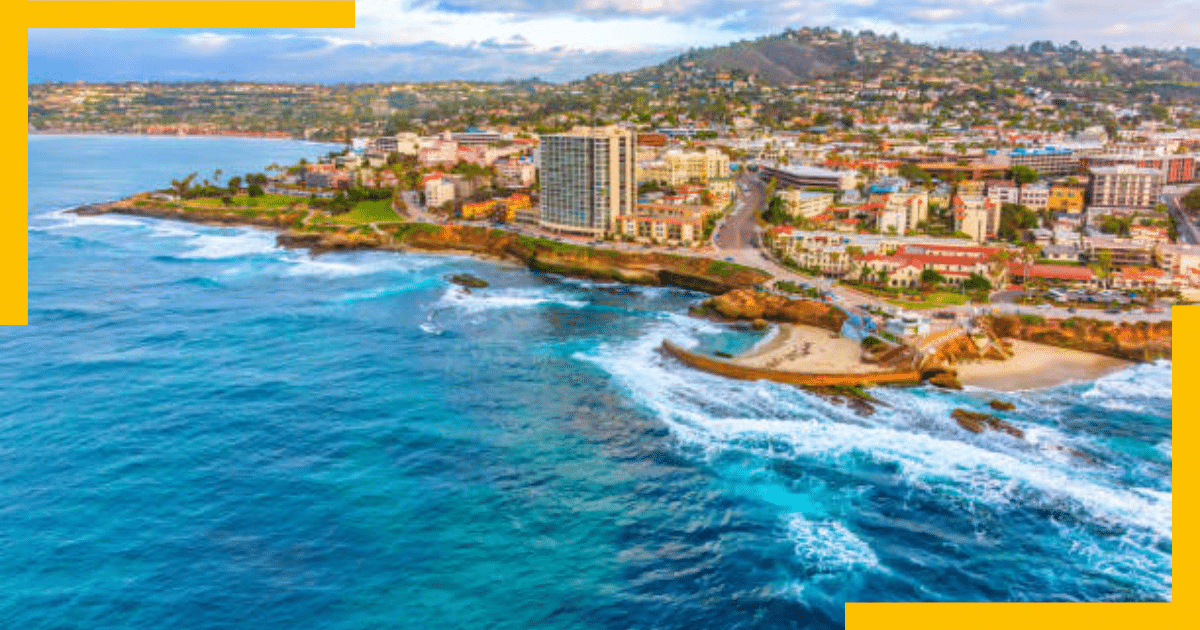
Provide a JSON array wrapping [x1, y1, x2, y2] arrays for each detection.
[[617, 27, 1200, 90]]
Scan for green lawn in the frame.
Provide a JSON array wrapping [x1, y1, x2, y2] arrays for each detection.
[[885, 291, 971, 310], [329, 200, 401, 224], [187, 194, 307, 209]]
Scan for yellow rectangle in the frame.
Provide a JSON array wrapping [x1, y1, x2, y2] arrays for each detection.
[[25, 2, 356, 28]]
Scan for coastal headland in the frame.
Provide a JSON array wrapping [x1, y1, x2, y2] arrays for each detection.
[[74, 196, 770, 295]]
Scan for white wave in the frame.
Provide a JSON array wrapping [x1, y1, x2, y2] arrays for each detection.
[[436, 285, 588, 313], [419, 321, 444, 335], [1056, 519, 1172, 601], [579, 323, 1173, 541], [32, 208, 146, 231], [1082, 360, 1172, 403], [1156, 440, 1172, 461], [177, 230, 279, 260], [283, 252, 444, 278], [785, 513, 880, 572], [147, 222, 199, 239]]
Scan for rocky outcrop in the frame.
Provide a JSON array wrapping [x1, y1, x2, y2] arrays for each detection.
[[951, 409, 1024, 438], [448, 274, 489, 289], [988, 399, 1016, 411], [700, 289, 848, 332], [985, 314, 1171, 362], [79, 199, 774, 295], [924, 368, 963, 390], [383, 224, 771, 294]]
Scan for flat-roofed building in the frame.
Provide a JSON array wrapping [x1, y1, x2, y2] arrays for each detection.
[[780, 189, 835, 218], [985, 146, 1078, 176], [538, 126, 635, 237], [760, 164, 857, 191], [1047, 185, 1086, 212], [617, 204, 704, 246], [1088, 165, 1163, 209], [952, 195, 1000, 243], [985, 179, 1020, 206], [1019, 182, 1050, 212]]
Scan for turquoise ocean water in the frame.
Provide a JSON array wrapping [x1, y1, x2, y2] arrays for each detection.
[[3, 135, 1172, 628]]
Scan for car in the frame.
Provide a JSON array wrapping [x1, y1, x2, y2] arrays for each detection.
[[1067, 307, 1077, 314], [1105, 308, 1122, 314], [1036, 303, 1052, 309], [934, 311, 956, 319], [725, 256, 735, 262], [1145, 307, 1164, 314]]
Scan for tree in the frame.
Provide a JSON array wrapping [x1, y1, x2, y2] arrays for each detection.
[[1021, 242, 1041, 284], [171, 172, 198, 197], [227, 176, 242, 195], [920, 269, 946, 287], [998, 203, 1038, 242], [248, 183, 264, 198], [1181, 187, 1200, 213], [1093, 249, 1114, 288], [1011, 165, 1040, 185], [964, 273, 992, 292]]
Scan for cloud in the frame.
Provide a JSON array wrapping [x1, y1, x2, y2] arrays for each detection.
[[183, 32, 234, 52], [27, 1, 1200, 84]]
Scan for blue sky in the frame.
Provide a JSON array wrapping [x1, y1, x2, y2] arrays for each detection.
[[29, 0, 1200, 83]]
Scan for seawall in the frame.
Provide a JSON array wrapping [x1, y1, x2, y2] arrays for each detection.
[[661, 340, 923, 387]]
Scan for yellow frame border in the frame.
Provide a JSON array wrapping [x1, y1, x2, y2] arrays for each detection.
[[10, 4, 1182, 630]]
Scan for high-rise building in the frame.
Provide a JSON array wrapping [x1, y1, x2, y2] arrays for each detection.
[[538, 126, 635, 237]]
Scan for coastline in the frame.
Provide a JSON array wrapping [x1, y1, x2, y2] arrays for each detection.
[[955, 339, 1134, 391], [72, 197, 772, 296]]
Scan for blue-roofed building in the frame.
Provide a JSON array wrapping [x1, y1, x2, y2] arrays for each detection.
[[985, 146, 1077, 176]]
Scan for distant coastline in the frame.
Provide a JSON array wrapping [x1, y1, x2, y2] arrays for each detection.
[[29, 129, 316, 141]]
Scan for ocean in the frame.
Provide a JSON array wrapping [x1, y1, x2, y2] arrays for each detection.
[[4, 135, 1172, 628]]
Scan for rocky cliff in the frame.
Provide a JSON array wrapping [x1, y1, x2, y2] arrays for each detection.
[[279, 223, 771, 294], [985, 314, 1171, 362], [696, 288, 848, 332]]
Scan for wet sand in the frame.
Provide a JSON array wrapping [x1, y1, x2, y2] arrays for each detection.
[[735, 324, 886, 373], [956, 340, 1133, 391]]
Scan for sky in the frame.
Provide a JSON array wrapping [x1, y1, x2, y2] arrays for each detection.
[[28, 0, 1200, 84]]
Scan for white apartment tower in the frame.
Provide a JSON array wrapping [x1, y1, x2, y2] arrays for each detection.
[[539, 126, 636, 237]]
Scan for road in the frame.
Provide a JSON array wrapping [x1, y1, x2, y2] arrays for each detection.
[[713, 170, 764, 250], [401, 180, 1174, 323], [1163, 190, 1199, 245]]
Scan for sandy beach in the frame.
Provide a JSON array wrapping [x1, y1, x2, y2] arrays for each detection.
[[955, 339, 1133, 391], [735, 323, 887, 373]]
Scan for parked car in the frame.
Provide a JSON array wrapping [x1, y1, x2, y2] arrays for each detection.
[[1145, 307, 1164, 314]]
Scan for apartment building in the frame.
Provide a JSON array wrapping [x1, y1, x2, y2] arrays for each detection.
[[877, 190, 929, 236], [1019, 182, 1050, 212], [780, 190, 835, 218], [616, 204, 704, 246], [985, 146, 1078, 176], [371, 133, 421, 156], [538, 126, 636, 237], [423, 174, 456, 209], [1079, 152, 1196, 184], [1047, 185, 1086, 212], [984, 179, 1020, 206], [952, 195, 1000, 243], [1087, 165, 1164, 209]]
